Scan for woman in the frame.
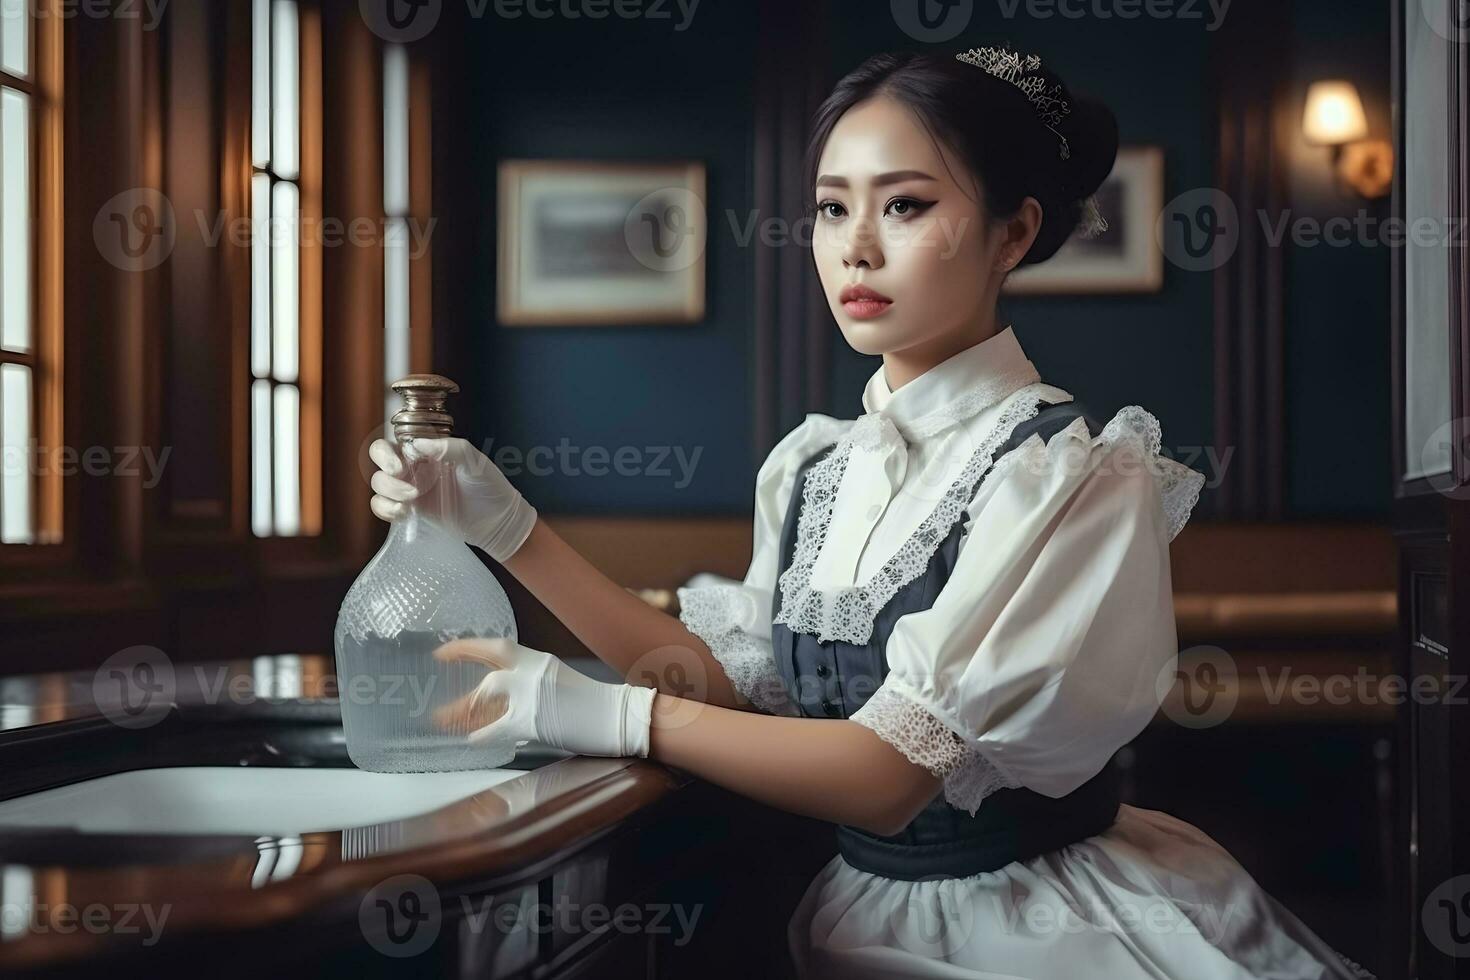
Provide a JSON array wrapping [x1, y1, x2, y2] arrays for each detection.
[[368, 45, 1374, 980]]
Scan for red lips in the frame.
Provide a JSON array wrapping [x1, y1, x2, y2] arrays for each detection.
[[839, 283, 893, 303]]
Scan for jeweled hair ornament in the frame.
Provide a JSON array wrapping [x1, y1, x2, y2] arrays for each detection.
[[955, 46, 1071, 160], [955, 45, 1109, 241]]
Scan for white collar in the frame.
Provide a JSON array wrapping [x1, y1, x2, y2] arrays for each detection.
[[853, 325, 1040, 446]]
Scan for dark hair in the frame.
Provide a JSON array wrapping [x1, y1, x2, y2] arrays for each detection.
[[804, 48, 1118, 267]]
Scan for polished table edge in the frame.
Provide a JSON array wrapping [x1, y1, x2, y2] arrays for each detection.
[[0, 756, 691, 971]]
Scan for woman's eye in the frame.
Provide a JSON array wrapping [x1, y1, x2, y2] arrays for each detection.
[[813, 198, 929, 220], [886, 197, 929, 217]]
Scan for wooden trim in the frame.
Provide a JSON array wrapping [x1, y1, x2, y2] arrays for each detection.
[[33, 0, 60, 547], [224, 0, 252, 542], [1390, 0, 1408, 502], [318, 2, 384, 566], [0, 0, 64, 557], [1173, 590, 1397, 639], [0, 73, 34, 95], [0, 757, 686, 972], [1454, 0, 1470, 496], [752, 0, 829, 462], [1208, 1, 1289, 520], [297, 2, 322, 537]]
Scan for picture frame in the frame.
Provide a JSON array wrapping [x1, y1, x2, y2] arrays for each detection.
[[496, 160, 707, 326], [1002, 145, 1165, 295]]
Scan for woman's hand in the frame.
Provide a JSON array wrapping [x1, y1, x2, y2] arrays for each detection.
[[368, 436, 538, 563], [431, 637, 656, 758]]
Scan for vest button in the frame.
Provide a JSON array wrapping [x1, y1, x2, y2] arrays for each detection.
[[815, 663, 830, 677], [821, 699, 839, 717]]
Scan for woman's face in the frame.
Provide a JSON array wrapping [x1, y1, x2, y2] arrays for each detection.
[[811, 96, 1039, 360]]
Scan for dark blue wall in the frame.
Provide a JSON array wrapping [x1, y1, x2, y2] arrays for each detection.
[[444, 1, 760, 515], [443, 0, 1390, 520]]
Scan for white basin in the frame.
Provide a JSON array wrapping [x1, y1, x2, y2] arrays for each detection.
[[0, 767, 527, 836]]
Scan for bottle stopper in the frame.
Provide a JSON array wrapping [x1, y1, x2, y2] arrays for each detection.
[[390, 374, 459, 440]]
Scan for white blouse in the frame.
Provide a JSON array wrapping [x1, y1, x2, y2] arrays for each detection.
[[677, 326, 1205, 815]]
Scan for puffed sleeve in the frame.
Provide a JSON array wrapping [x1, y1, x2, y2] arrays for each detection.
[[850, 406, 1205, 814], [676, 412, 853, 716]]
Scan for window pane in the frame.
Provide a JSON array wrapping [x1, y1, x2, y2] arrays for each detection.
[[383, 44, 409, 216], [272, 383, 300, 536], [1, 88, 29, 354], [251, 173, 272, 378], [271, 0, 299, 181], [271, 180, 299, 383], [1, 363, 32, 544], [0, 0, 27, 79], [251, 0, 270, 169], [385, 217, 410, 382], [251, 379, 272, 537]]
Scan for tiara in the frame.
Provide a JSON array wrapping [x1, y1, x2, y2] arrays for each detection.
[[956, 45, 1108, 241], [955, 46, 1071, 161]]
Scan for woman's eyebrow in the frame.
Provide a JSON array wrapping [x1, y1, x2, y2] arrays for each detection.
[[814, 169, 938, 189]]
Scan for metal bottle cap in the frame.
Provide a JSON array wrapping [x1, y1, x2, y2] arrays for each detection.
[[390, 374, 459, 439]]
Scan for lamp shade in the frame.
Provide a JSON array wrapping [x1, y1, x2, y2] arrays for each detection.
[[1303, 81, 1369, 145]]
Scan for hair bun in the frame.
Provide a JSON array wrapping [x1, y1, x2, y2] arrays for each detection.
[[1057, 92, 1119, 201]]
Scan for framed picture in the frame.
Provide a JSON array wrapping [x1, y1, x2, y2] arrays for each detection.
[[1002, 145, 1165, 295], [496, 160, 707, 325]]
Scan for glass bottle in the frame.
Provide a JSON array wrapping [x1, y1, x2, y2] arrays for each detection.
[[333, 374, 519, 772]]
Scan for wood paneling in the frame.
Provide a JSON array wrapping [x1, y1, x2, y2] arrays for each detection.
[[1209, 0, 1291, 519], [0, 3, 441, 674]]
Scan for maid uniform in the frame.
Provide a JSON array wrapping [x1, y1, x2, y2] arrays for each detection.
[[676, 325, 1376, 979]]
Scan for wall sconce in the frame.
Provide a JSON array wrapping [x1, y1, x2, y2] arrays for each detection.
[[1302, 80, 1393, 199]]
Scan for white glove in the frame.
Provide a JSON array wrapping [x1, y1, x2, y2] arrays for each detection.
[[368, 436, 538, 564], [432, 637, 656, 759]]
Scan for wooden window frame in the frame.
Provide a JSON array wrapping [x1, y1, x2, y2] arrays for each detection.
[[249, 0, 323, 549], [0, 0, 65, 566]]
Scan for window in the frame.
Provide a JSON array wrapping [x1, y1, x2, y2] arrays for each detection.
[[382, 42, 431, 442], [251, 0, 320, 538], [0, 0, 60, 547]]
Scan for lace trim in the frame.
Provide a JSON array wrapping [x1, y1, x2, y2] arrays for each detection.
[[900, 362, 1042, 441], [1095, 405, 1205, 543], [1332, 950, 1377, 979], [850, 684, 1021, 816], [676, 584, 798, 717], [1334, 952, 1375, 975], [774, 383, 1058, 646]]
